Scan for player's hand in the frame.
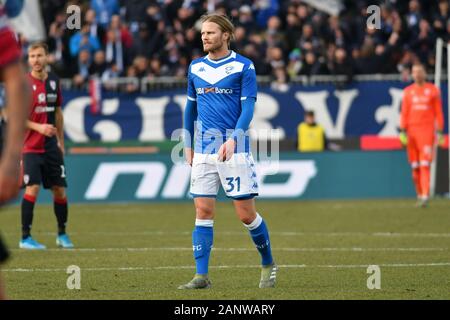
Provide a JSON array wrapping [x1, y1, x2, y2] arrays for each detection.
[[58, 141, 65, 155], [218, 139, 236, 162], [184, 147, 194, 166], [39, 124, 57, 137], [399, 130, 408, 147], [0, 159, 21, 204], [437, 131, 445, 147]]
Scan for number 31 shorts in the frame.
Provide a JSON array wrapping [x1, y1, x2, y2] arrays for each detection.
[[190, 152, 259, 200]]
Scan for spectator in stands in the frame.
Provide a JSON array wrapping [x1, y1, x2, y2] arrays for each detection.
[[102, 63, 121, 89], [123, 65, 139, 93], [287, 48, 302, 78], [406, 0, 422, 33], [90, 0, 119, 28], [102, 16, 130, 75], [409, 19, 436, 65], [236, 5, 258, 33], [69, 24, 101, 57], [121, 0, 153, 34], [89, 50, 107, 77], [297, 110, 327, 152], [148, 57, 164, 78], [328, 47, 353, 88], [285, 13, 302, 52], [432, 0, 449, 39], [298, 23, 321, 56], [299, 50, 328, 77], [85, 8, 105, 43], [268, 46, 288, 92], [130, 21, 163, 62], [35, 0, 447, 87], [73, 48, 92, 87], [47, 11, 68, 75], [133, 55, 149, 79]]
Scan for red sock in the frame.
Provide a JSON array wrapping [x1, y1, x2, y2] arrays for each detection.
[[420, 165, 430, 198], [412, 168, 422, 197]]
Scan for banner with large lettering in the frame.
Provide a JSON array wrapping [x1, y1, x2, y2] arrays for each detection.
[[17, 151, 417, 204], [62, 81, 449, 143]]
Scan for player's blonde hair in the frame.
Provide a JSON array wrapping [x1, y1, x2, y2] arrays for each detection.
[[200, 14, 235, 46], [411, 62, 426, 71]]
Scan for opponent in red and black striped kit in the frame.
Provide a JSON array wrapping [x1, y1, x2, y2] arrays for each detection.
[[20, 42, 74, 250]]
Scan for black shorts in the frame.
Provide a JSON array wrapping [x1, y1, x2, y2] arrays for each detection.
[[0, 234, 9, 264], [21, 150, 67, 189]]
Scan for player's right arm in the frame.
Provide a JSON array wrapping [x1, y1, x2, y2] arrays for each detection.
[[26, 120, 57, 137], [399, 87, 410, 146], [184, 64, 197, 166]]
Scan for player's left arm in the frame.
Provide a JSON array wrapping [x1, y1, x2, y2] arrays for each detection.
[[55, 107, 64, 154], [434, 86, 445, 146], [434, 86, 444, 130], [55, 84, 65, 154], [218, 61, 257, 161]]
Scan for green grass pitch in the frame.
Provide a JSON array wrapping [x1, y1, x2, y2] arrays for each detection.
[[1, 199, 450, 299]]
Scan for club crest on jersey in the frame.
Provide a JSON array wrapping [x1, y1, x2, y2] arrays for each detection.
[[32, 85, 37, 91], [50, 80, 56, 91], [38, 93, 46, 103], [23, 174, 30, 185], [225, 66, 234, 74]]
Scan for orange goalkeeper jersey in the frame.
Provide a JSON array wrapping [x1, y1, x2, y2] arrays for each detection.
[[400, 82, 444, 131]]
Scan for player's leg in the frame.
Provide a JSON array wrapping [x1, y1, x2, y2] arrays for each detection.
[[219, 152, 277, 288], [406, 133, 421, 199], [44, 150, 73, 248], [417, 132, 434, 207], [178, 154, 219, 289], [233, 198, 277, 288], [20, 154, 46, 249], [51, 186, 73, 248], [20, 184, 46, 249]]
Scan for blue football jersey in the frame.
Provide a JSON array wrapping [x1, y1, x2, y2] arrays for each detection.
[[187, 50, 257, 154]]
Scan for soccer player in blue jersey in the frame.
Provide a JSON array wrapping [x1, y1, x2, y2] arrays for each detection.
[[178, 14, 277, 289]]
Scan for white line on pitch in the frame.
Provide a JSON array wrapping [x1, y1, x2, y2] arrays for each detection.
[[9, 247, 449, 253], [4, 262, 450, 273], [4, 231, 450, 237]]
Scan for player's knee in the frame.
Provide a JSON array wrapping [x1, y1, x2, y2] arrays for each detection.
[[51, 187, 66, 199], [195, 204, 214, 219], [25, 185, 40, 197], [236, 208, 257, 224], [239, 214, 257, 225]]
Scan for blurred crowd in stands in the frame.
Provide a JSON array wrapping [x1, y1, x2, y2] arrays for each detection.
[[21, 0, 450, 91]]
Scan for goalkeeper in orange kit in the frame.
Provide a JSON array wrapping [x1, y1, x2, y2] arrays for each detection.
[[399, 63, 445, 207]]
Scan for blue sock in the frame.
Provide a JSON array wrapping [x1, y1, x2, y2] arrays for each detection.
[[192, 222, 214, 275], [245, 213, 273, 266]]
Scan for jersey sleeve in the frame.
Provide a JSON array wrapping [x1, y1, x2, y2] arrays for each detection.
[[400, 88, 410, 130], [56, 83, 63, 107], [241, 62, 257, 101], [434, 86, 444, 131], [186, 64, 196, 102]]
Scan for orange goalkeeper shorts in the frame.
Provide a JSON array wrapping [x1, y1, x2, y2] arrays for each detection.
[[406, 126, 435, 168]]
